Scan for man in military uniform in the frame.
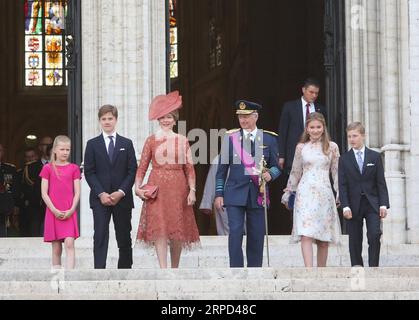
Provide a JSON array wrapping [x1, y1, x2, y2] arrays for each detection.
[[15, 148, 39, 237], [215, 100, 281, 268], [0, 144, 18, 237], [20, 137, 52, 237]]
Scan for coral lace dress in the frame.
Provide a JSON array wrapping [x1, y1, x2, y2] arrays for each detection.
[[136, 134, 200, 248]]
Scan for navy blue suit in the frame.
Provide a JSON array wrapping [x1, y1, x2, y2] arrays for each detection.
[[84, 134, 137, 269], [338, 147, 390, 267], [278, 99, 327, 174], [216, 129, 281, 267]]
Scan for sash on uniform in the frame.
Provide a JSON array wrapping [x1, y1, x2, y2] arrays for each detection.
[[230, 132, 270, 207]]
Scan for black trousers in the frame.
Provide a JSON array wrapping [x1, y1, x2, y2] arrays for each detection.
[[347, 196, 382, 267], [93, 205, 133, 269]]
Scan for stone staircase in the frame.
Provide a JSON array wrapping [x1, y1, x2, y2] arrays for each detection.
[[1, 236, 419, 300]]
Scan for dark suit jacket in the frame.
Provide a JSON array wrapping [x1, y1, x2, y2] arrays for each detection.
[[278, 99, 327, 172], [338, 147, 390, 216], [84, 134, 137, 209]]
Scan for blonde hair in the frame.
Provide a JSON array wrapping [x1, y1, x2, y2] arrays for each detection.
[[347, 122, 366, 135], [300, 112, 331, 155], [50, 135, 71, 178]]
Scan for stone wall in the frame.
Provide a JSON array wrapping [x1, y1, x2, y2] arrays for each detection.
[[407, 0, 419, 243], [346, 0, 419, 244]]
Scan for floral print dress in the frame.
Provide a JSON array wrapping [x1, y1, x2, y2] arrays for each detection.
[[282, 141, 341, 244]]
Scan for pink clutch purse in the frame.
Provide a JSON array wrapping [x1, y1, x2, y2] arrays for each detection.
[[140, 184, 159, 199]]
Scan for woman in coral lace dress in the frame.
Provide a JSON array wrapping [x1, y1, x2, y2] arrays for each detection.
[[135, 91, 200, 268], [281, 112, 341, 268]]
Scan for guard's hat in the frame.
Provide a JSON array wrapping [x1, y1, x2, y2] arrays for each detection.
[[235, 100, 262, 115]]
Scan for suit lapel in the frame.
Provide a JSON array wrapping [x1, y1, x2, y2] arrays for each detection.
[[362, 148, 370, 176], [112, 134, 123, 164], [296, 100, 304, 131], [98, 135, 111, 164], [349, 149, 362, 175], [315, 103, 322, 113]]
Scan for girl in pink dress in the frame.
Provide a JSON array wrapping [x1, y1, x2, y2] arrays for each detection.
[[40, 135, 81, 269]]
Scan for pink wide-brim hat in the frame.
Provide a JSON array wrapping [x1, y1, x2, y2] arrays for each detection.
[[148, 91, 183, 121]]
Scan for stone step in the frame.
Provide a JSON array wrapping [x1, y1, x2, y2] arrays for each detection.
[[2, 268, 419, 298], [2, 237, 419, 256], [0, 236, 347, 248], [2, 268, 419, 300], [2, 267, 419, 281], [2, 244, 419, 257], [2, 254, 419, 269], [4, 291, 419, 300]]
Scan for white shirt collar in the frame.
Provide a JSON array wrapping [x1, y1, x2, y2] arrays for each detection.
[[243, 127, 258, 139], [302, 97, 314, 107], [353, 145, 366, 155], [102, 131, 116, 140]]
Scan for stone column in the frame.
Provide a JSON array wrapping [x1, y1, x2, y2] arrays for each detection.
[[345, 0, 410, 244], [80, 0, 167, 238], [406, 0, 419, 243]]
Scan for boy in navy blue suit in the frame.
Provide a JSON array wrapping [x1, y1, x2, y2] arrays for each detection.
[[84, 105, 137, 269], [338, 122, 390, 267]]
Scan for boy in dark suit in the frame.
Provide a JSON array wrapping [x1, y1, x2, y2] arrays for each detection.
[[338, 122, 390, 267], [84, 105, 137, 269]]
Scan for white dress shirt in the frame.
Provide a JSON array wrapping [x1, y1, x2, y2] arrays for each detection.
[[302, 97, 316, 126]]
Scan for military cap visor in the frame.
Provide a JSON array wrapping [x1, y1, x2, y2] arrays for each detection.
[[235, 100, 262, 115]]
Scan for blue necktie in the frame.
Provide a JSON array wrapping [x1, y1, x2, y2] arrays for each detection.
[[108, 136, 115, 162], [356, 151, 363, 174]]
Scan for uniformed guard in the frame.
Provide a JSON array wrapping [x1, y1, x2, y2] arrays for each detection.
[[0, 144, 17, 237], [19, 139, 52, 237], [214, 100, 281, 267], [20, 158, 46, 237]]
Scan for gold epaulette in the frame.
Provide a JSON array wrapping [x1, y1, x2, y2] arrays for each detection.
[[25, 160, 37, 166], [4, 163, 16, 167], [226, 128, 240, 134], [23, 164, 35, 186], [263, 130, 279, 137]]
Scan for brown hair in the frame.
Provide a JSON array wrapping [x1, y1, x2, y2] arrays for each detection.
[[346, 122, 366, 135], [98, 105, 118, 119], [300, 112, 331, 155]]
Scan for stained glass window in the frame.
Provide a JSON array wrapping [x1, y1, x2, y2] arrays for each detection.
[[169, 0, 178, 79], [24, 0, 68, 87]]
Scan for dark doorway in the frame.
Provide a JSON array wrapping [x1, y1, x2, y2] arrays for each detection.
[[171, 0, 346, 235]]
